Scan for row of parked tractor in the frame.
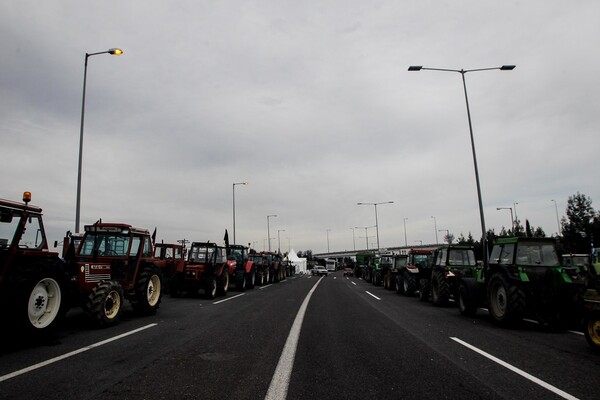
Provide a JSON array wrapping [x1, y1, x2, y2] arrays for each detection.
[[351, 238, 600, 352], [0, 193, 294, 340]]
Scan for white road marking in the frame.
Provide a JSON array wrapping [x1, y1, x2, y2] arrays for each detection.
[[259, 284, 273, 290], [0, 324, 157, 383], [450, 337, 579, 400], [351, 281, 357, 286], [265, 276, 324, 400], [365, 291, 381, 300], [213, 293, 245, 304]]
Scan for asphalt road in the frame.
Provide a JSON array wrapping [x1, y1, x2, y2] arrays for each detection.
[[0, 272, 598, 400]]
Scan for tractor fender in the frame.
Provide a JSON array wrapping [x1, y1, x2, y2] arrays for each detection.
[[245, 260, 254, 274]]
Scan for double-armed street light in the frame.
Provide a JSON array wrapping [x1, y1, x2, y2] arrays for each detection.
[[232, 182, 247, 244], [357, 201, 393, 251], [75, 48, 124, 233], [409, 64, 515, 266]]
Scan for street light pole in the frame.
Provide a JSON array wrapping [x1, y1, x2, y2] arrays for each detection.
[[355, 226, 375, 250], [75, 48, 123, 233], [551, 199, 561, 235], [496, 207, 514, 233], [409, 64, 515, 267], [403, 217, 408, 246], [267, 214, 277, 252], [278, 229, 285, 253], [232, 182, 247, 245], [326, 229, 331, 253], [439, 229, 450, 244], [431, 215, 438, 244], [349, 227, 356, 251], [357, 201, 393, 251]]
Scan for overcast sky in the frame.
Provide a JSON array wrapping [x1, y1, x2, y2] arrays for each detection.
[[2, 1, 599, 254]]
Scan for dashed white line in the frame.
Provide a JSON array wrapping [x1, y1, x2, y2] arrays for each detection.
[[265, 276, 324, 400], [259, 284, 273, 290], [365, 291, 381, 300], [351, 281, 357, 286], [450, 337, 579, 400], [0, 324, 157, 383], [213, 293, 246, 304]]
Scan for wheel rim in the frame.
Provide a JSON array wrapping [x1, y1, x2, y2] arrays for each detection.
[[403, 278, 409, 292], [587, 319, 600, 347], [104, 289, 122, 319], [28, 277, 62, 329], [146, 274, 161, 306], [490, 281, 507, 318]]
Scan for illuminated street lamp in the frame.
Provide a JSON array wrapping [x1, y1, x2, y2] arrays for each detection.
[[357, 201, 394, 251], [75, 48, 124, 233], [409, 64, 515, 266]]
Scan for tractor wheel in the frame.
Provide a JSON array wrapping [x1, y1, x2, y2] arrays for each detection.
[[458, 281, 478, 317], [169, 274, 184, 298], [85, 280, 124, 326], [395, 274, 405, 295], [235, 270, 246, 292], [418, 278, 430, 302], [17, 264, 67, 335], [431, 270, 450, 306], [583, 312, 600, 352], [403, 271, 417, 296], [217, 270, 229, 296], [132, 265, 162, 315], [265, 269, 271, 284], [247, 270, 256, 289], [205, 276, 218, 299], [488, 273, 525, 326]]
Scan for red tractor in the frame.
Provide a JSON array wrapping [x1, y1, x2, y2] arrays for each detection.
[[0, 192, 67, 337], [262, 251, 285, 283], [153, 242, 186, 294], [227, 244, 255, 291], [249, 251, 269, 286], [171, 242, 231, 299], [66, 222, 163, 326]]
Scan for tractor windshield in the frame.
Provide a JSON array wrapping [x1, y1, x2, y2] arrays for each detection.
[[515, 243, 559, 266], [448, 249, 477, 266], [413, 254, 432, 268], [0, 209, 45, 250], [79, 233, 131, 257]]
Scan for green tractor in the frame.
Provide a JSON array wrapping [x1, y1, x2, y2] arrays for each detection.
[[429, 245, 477, 306], [582, 248, 600, 351], [458, 237, 585, 329]]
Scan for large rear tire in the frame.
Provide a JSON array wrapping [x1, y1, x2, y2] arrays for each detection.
[[235, 270, 246, 292], [584, 312, 600, 352], [217, 270, 229, 296], [132, 265, 162, 315], [403, 271, 417, 296], [247, 270, 256, 289], [85, 280, 123, 326], [13, 261, 68, 337], [488, 273, 524, 326], [205, 276, 217, 299], [431, 270, 450, 306], [418, 278, 430, 302]]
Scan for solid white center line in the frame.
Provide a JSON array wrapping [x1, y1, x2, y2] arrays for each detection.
[[265, 276, 324, 400], [0, 323, 157, 383], [450, 337, 579, 400]]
